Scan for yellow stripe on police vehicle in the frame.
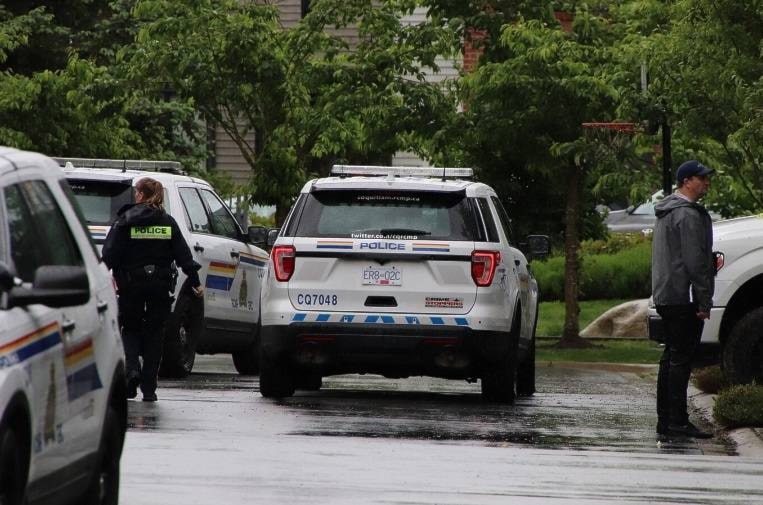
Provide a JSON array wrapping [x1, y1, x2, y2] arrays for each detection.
[[131, 226, 172, 239]]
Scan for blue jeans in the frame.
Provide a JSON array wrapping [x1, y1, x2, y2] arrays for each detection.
[[656, 304, 704, 426]]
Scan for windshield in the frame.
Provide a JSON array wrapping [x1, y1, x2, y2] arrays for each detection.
[[67, 179, 134, 225], [295, 189, 477, 241]]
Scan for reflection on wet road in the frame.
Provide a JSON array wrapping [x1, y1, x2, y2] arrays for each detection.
[[121, 357, 763, 505]]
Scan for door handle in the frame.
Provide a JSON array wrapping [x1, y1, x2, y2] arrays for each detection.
[[230, 251, 240, 259], [194, 243, 204, 253], [62, 319, 76, 333], [96, 300, 109, 314]]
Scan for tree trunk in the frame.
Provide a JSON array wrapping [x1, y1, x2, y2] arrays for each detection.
[[275, 203, 290, 226], [556, 161, 594, 349]]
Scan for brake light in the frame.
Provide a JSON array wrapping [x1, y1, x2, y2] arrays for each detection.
[[714, 251, 725, 274], [471, 250, 501, 286], [272, 245, 296, 282]]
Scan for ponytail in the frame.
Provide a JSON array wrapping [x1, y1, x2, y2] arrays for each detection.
[[135, 177, 164, 210]]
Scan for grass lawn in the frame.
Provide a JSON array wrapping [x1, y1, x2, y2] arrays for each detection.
[[535, 299, 663, 364], [536, 338, 664, 364], [536, 299, 629, 337]]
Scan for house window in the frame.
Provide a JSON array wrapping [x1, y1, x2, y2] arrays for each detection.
[[301, 0, 311, 18]]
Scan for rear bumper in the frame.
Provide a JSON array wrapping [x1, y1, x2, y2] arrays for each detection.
[[261, 322, 514, 379], [647, 306, 725, 345]]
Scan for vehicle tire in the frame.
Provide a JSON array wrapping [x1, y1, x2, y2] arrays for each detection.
[[0, 423, 26, 505], [722, 308, 763, 385], [232, 346, 259, 376], [296, 373, 322, 391], [82, 407, 123, 505], [259, 353, 295, 398], [516, 338, 536, 397], [232, 320, 260, 376], [160, 293, 204, 379], [481, 352, 516, 404]]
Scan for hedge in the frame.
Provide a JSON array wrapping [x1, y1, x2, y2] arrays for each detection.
[[532, 238, 652, 302], [713, 384, 763, 428]]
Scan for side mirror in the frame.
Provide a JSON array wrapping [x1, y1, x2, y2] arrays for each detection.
[[266, 228, 280, 248], [525, 235, 551, 260], [9, 265, 90, 308], [247, 225, 268, 246]]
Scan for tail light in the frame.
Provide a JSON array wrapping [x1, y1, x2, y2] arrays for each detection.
[[272, 245, 295, 282], [713, 251, 724, 275], [471, 250, 501, 286]]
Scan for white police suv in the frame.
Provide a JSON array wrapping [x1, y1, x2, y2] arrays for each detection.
[[59, 159, 270, 377], [0, 147, 126, 505], [259, 165, 550, 402]]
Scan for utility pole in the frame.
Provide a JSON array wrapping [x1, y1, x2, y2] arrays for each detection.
[[642, 63, 673, 196], [661, 116, 672, 196]]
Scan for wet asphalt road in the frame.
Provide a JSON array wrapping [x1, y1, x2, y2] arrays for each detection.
[[121, 357, 763, 505]]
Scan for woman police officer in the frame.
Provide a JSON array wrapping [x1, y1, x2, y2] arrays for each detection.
[[102, 177, 202, 402]]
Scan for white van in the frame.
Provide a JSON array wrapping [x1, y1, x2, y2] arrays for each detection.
[[0, 147, 126, 505], [60, 159, 269, 377]]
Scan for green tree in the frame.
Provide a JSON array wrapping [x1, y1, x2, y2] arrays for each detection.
[[452, 4, 628, 344], [130, 0, 461, 221], [0, 1, 208, 173], [602, 0, 763, 217]]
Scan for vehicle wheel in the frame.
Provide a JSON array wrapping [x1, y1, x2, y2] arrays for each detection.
[[82, 407, 123, 505], [232, 346, 259, 376], [259, 353, 295, 398], [296, 373, 322, 391], [232, 320, 260, 376], [481, 353, 516, 404], [723, 308, 763, 385], [516, 338, 536, 397], [160, 293, 203, 379], [0, 424, 26, 505]]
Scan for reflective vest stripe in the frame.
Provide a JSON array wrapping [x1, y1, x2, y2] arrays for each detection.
[[130, 226, 172, 239]]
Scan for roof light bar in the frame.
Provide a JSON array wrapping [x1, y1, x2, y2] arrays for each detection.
[[331, 165, 473, 179], [54, 157, 185, 174]]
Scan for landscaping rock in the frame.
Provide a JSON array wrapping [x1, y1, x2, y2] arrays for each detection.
[[580, 299, 649, 338]]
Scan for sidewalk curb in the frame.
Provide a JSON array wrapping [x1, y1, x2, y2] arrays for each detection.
[[689, 385, 763, 458]]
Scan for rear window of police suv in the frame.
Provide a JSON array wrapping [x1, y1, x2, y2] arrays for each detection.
[[294, 189, 481, 241]]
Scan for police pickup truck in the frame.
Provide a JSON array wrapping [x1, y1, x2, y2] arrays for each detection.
[[60, 158, 270, 377], [0, 147, 126, 505], [260, 165, 550, 402]]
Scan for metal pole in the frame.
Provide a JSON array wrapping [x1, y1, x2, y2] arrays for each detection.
[[661, 118, 672, 196]]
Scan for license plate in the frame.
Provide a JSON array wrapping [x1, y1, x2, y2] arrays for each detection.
[[362, 266, 402, 286]]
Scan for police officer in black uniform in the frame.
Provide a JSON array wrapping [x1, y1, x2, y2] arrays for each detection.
[[103, 177, 202, 402]]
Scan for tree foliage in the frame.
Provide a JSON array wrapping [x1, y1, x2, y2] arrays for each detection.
[[130, 0, 461, 214], [0, 1, 207, 173]]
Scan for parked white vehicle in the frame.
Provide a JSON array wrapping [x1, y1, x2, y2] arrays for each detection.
[[0, 147, 126, 505], [648, 215, 763, 383], [60, 158, 270, 377], [260, 165, 550, 402]]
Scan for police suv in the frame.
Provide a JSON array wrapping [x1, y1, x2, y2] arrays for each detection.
[[60, 159, 270, 377], [0, 148, 126, 505], [260, 165, 550, 402]]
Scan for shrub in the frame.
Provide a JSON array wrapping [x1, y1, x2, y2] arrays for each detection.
[[532, 240, 652, 301], [692, 365, 728, 394], [713, 384, 763, 428], [580, 233, 652, 255]]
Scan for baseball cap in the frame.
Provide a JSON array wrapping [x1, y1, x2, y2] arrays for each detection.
[[676, 160, 714, 183]]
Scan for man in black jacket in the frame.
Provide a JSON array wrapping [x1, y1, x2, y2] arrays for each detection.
[[103, 177, 202, 402], [652, 160, 715, 439]]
